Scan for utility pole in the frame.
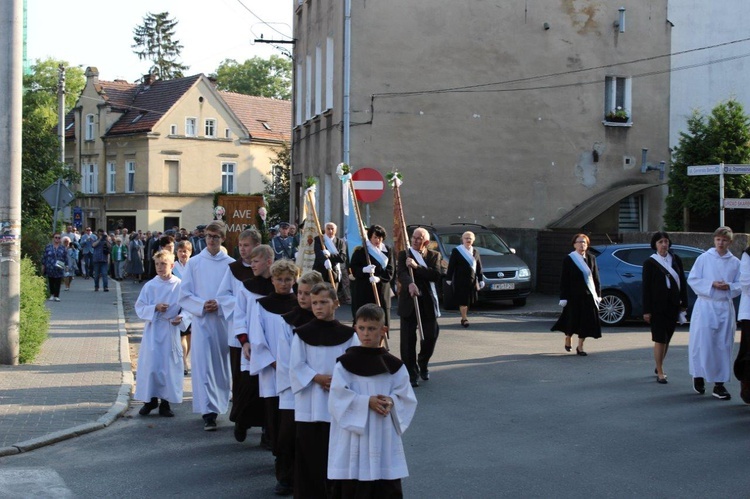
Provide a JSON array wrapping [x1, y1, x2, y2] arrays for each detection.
[[0, 0, 23, 365], [52, 64, 65, 234]]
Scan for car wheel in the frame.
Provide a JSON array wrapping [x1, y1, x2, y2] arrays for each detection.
[[599, 291, 629, 326], [512, 297, 527, 307]]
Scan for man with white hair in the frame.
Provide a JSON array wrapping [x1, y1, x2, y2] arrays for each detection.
[[397, 227, 443, 387]]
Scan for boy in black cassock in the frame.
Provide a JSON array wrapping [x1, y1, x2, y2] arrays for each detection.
[[249, 259, 300, 496], [290, 283, 359, 498]]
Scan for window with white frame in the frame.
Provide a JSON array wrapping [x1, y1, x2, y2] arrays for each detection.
[[296, 63, 303, 125], [305, 55, 312, 121], [85, 114, 95, 140], [221, 162, 235, 193], [205, 118, 216, 137], [126, 161, 136, 193], [82, 163, 98, 194], [106, 162, 116, 193], [604, 76, 632, 123], [315, 45, 322, 116], [170, 124, 177, 135], [326, 37, 334, 110], [185, 117, 197, 137]]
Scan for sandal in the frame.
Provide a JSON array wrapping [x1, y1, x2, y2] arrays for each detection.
[[461, 319, 469, 328]]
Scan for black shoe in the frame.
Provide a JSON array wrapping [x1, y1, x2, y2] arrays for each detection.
[[234, 422, 247, 442], [202, 413, 218, 431], [410, 376, 419, 388], [713, 384, 731, 400], [184, 369, 189, 376], [418, 363, 429, 381], [656, 377, 668, 384], [693, 377, 705, 394], [158, 400, 174, 417], [104, 288, 109, 292], [274, 481, 293, 496], [576, 348, 588, 356], [139, 398, 159, 416]]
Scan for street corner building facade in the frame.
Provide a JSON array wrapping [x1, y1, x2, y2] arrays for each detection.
[[290, 0, 672, 234], [63, 67, 291, 233]]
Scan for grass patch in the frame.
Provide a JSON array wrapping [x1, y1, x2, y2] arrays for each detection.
[[19, 257, 50, 363]]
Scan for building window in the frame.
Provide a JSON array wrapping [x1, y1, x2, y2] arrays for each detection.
[[85, 114, 95, 141], [82, 163, 98, 194], [604, 76, 632, 123], [106, 162, 116, 193], [326, 37, 334, 110], [170, 124, 177, 135], [126, 161, 135, 193], [205, 118, 216, 137], [315, 45, 322, 116], [221, 162, 235, 193], [305, 55, 312, 121], [295, 63, 303, 125], [225, 128, 232, 139], [185, 117, 196, 137]]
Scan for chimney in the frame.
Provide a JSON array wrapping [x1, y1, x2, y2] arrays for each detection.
[[142, 72, 157, 86], [85, 67, 99, 85]]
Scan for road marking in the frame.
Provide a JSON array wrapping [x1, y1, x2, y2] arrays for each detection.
[[0, 468, 73, 498]]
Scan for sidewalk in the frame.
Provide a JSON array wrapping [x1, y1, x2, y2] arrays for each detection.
[[0, 278, 559, 457], [0, 279, 131, 457]]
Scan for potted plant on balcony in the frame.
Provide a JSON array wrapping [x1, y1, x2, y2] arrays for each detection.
[[605, 106, 630, 123]]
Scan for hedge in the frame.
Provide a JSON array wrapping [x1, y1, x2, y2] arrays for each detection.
[[19, 257, 50, 363]]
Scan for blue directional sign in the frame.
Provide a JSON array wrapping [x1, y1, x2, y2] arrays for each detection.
[[687, 165, 722, 176]]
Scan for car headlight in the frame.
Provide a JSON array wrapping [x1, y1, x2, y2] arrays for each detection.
[[518, 268, 531, 278]]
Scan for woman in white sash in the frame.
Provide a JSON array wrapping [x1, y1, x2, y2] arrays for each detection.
[[551, 233, 602, 356], [350, 224, 394, 325], [446, 231, 485, 328], [642, 231, 688, 384]]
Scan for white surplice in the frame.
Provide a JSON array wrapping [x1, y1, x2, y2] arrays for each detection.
[[327, 363, 417, 481], [276, 322, 297, 410], [134, 275, 190, 403], [687, 247, 741, 382], [178, 248, 234, 414], [249, 305, 288, 397], [234, 287, 266, 373], [290, 333, 360, 422], [217, 264, 251, 347]]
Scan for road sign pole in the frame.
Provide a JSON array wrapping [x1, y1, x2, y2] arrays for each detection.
[[720, 165, 725, 227], [53, 178, 62, 234]]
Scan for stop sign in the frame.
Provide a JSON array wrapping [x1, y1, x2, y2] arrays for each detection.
[[351, 168, 385, 203]]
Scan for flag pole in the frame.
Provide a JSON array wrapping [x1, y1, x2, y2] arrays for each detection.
[[305, 186, 337, 287], [390, 172, 425, 342]]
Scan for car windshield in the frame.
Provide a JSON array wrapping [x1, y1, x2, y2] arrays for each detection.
[[439, 231, 511, 256]]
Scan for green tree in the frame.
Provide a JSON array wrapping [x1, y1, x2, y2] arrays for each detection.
[[22, 59, 84, 262], [263, 143, 291, 227], [132, 12, 189, 80], [665, 99, 750, 231], [212, 55, 292, 100]]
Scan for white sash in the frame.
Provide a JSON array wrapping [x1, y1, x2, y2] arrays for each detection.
[[410, 248, 441, 318], [569, 251, 600, 306], [456, 245, 476, 273], [650, 253, 680, 291], [324, 235, 339, 255], [367, 241, 389, 268]]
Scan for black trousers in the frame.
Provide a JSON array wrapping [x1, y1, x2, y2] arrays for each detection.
[[400, 312, 439, 380], [228, 347, 265, 428], [329, 479, 403, 499], [276, 409, 295, 485], [48, 276, 62, 297], [295, 421, 331, 499]]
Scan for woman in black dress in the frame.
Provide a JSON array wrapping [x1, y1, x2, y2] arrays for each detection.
[[349, 224, 394, 325], [551, 233, 602, 356], [642, 231, 688, 384], [446, 231, 485, 328]]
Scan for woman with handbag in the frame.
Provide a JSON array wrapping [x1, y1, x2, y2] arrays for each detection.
[[446, 231, 485, 328], [42, 232, 67, 301], [642, 231, 688, 384]]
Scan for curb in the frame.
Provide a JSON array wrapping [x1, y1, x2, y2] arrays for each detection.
[[0, 280, 132, 457]]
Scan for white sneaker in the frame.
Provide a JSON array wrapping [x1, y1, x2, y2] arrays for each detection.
[[54, 297, 61, 302], [48, 296, 54, 301]]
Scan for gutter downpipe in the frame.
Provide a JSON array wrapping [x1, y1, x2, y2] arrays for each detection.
[[343, 0, 351, 166]]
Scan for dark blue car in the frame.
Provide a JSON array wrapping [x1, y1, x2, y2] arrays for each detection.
[[589, 243, 704, 325]]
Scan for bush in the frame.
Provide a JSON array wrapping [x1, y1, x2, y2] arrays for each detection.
[[19, 257, 50, 363]]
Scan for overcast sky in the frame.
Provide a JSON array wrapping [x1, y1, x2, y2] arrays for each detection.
[[26, 0, 293, 81]]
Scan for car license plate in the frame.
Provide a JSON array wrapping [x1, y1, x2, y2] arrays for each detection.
[[491, 283, 515, 290]]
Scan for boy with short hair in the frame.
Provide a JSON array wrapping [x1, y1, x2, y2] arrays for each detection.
[[232, 244, 275, 442], [291, 282, 360, 498], [134, 250, 190, 417], [249, 259, 300, 495], [327, 304, 418, 498]]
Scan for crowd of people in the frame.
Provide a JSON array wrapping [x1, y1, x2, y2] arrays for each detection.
[[41, 218, 750, 496]]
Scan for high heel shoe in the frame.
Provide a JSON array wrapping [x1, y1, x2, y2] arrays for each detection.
[[576, 347, 588, 356], [460, 318, 469, 328], [564, 338, 572, 352]]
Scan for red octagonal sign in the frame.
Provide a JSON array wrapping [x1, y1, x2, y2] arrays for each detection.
[[352, 167, 385, 203]]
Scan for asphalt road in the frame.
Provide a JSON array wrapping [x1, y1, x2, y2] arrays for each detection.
[[2, 304, 750, 498]]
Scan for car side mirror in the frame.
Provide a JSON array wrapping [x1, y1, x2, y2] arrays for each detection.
[[510, 248, 516, 254]]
